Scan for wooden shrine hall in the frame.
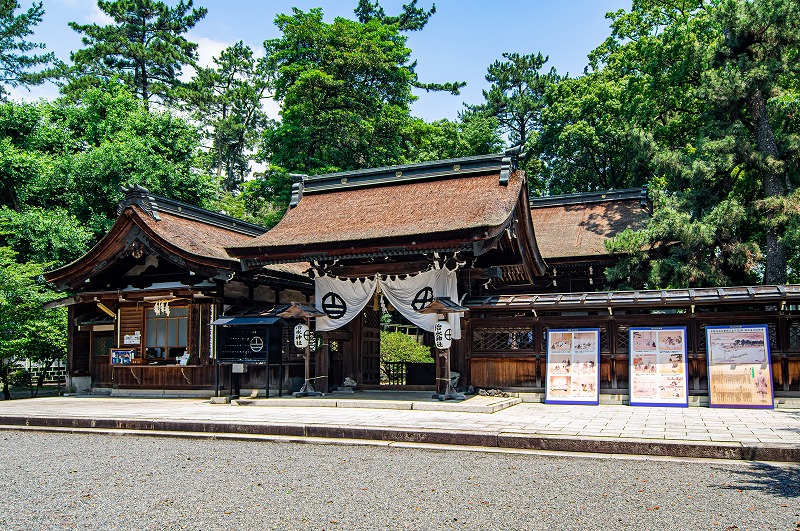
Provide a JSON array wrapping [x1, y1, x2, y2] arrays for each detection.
[[44, 185, 313, 395], [45, 151, 800, 403]]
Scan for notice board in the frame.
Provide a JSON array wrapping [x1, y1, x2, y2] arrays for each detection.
[[110, 348, 137, 365], [706, 325, 773, 409], [629, 327, 688, 407], [545, 328, 600, 405]]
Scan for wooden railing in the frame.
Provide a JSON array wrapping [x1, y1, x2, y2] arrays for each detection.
[[381, 361, 435, 386]]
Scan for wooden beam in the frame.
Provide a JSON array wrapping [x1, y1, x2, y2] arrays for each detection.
[[327, 260, 433, 277]]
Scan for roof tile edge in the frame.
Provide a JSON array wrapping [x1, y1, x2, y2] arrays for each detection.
[[297, 148, 522, 197]]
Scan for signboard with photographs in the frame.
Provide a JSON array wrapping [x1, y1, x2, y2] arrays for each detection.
[[545, 328, 600, 405], [110, 348, 136, 365], [706, 325, 773, 409], [629, 327, 688, 407]]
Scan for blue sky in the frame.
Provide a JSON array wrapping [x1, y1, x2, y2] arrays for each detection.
[[20, 0, 630, 122]]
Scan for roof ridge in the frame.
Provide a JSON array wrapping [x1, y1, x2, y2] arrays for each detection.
[[530, 187, 648, 208], [117, 184, 267, 237], [290, 148, 522, 205]]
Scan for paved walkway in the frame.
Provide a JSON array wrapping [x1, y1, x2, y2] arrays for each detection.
[[1, 395, 799, 462]]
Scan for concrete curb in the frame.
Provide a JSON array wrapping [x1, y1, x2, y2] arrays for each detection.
[[233, 396, 521, 413], [1, 414, 797, 463]]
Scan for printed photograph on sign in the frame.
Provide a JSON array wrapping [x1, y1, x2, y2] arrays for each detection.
[[708, 330, 767, 364], [658, 330, 683, 350], [545, 328, 600, 405], [633, 377, 658, 399], [572, 332, 596, 352], [571, 352, 596, 375], [548, 376, 571, 397], [659, 351, 684, 374], [629, 327, 688, 407], [707, 325, 773, 409], [633, 353, 658, 374], [632, 330, 657, 351], [659, 376, 685, 400], [571, 376, 596, 397], [549, 332, 572, 352]]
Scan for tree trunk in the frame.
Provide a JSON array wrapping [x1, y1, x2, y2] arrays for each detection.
[[749, 88, 787, 285], [141, 65, 149, 113]]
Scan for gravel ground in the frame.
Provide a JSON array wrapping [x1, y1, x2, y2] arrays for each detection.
[[0, 430, 798, 530]]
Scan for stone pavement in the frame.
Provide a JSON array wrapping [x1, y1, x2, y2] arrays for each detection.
[[1, 394, 799, 462]]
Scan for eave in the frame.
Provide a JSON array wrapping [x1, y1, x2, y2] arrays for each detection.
[[44, 206, 244, 291], [465, 284, 800, 312]]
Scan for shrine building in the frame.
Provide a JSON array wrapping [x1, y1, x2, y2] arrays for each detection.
[[46, 151, 800, 404]]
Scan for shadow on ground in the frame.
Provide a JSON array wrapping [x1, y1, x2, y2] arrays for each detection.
[[713, 462, 800, 498]]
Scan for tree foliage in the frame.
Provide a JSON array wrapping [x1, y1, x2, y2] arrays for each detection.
[[0, 83, 214, 257], [0, 246, 66, 399], [379, 330, 433, 380], [179, 41, 273, 192], [471, 52, 560, 163], [213, 166, 293, 229], [534, 72, 652, 195], [0, 0, 54, 98], [561, 0, 800, 288], [354, 0, 437, 32], [404, 110, 503, 163], [261, 7, 463, 175], [66, 0, 207, 110]]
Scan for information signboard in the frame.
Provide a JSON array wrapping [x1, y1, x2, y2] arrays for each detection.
[[545, 328, 600, 405], [629, 326, 688, 407], [217, 326, 282, 364], [706, 325, 773, 409], [110, 348, 137, 365]]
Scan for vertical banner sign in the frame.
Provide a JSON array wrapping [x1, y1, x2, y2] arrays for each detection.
[[706, 325, 773, 409], [545, 328, 600, 405], [629, 327, 688, 407]]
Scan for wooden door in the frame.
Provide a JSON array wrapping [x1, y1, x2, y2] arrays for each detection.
[[91, 332, 115, 387]]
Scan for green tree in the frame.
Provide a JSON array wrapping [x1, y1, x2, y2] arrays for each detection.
[[471, 52, 561, 161], [0, 207, 91, 265], [0, 83, 215, 250], [0, 0, 54, 98], [595, 0, 800, 288], [213, 165, 293, 229], [0, 246, 66, 400], [66, 0, 207, 110], [179, 41, 273, 192], [354, 0, 436, 32], [404, 111, 503, 163], [534, 73, 652, 195], [261, 7, 463, 174], [707, 0, 800, 284], [379, 330, 432, 381]]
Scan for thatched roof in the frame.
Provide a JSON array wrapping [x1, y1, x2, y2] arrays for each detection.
[[530, 188, 649, 260]]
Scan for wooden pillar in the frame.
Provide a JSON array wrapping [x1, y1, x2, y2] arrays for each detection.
[[67, 305, 75, 376], [436, 348, 447, 395], [315, 334, 330, 393]]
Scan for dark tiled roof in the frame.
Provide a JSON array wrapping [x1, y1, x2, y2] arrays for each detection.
[[529, 189, 649, 259]]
